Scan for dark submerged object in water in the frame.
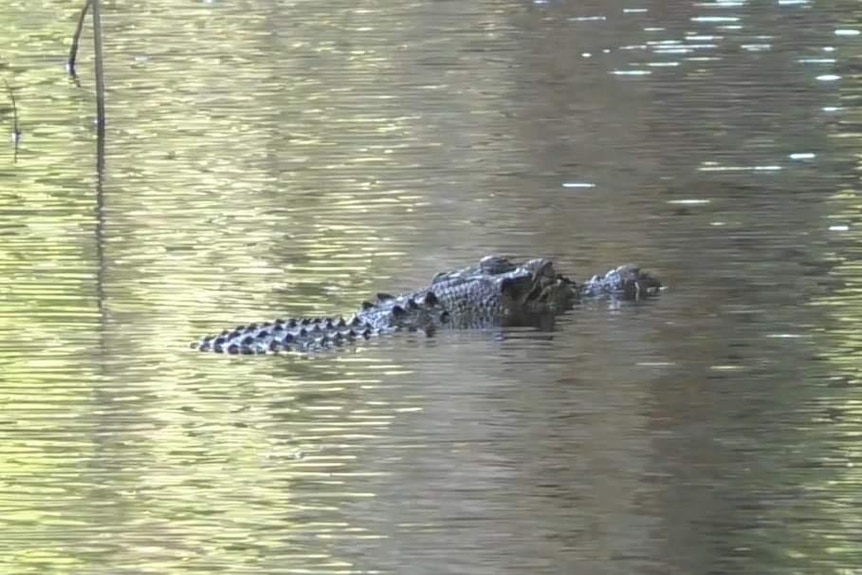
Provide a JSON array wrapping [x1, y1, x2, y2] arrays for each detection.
[[190, 255, 662, 355]]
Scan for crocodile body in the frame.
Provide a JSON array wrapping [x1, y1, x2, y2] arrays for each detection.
[[191, 256, 661, 355]]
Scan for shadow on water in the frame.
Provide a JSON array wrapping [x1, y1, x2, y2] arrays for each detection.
[[1, 0, 862, 573]]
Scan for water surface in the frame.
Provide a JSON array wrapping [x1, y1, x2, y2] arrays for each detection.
[[1, 0, 861, 573]]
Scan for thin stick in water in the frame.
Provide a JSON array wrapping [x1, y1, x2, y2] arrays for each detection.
[[67, 0, 92, 77], [4, 79, 20, 160], [91, 0, 106, 143], [3, 80, 19, 138]]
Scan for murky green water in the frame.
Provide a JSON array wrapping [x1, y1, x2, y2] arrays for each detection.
[[1, 0, 861, 573]]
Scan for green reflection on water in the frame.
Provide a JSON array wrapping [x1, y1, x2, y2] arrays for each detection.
[[796, 14, 862, 570], [0, 1, 441, 572]]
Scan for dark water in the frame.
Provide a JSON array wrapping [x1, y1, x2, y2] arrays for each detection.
[[1, 0, 862, 573]]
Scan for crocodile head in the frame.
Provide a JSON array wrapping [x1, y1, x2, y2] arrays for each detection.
[[499, 258, 578, 314]]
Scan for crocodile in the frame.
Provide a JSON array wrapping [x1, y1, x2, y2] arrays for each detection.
[[190, 256, 661, 355]]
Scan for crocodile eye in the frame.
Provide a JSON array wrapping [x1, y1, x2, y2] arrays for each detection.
[[424, 291, 439, 306]]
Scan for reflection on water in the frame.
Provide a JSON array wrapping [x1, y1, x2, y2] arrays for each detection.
[[1, 0, 862, 572]]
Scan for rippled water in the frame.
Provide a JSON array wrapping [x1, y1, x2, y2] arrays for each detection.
[[1, 0, 862, 573]]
